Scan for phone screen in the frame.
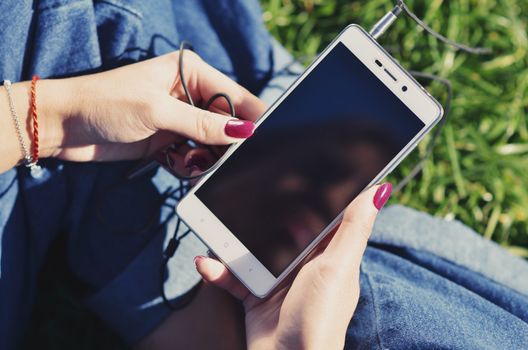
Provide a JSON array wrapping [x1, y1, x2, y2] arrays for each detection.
[[196, 42, 424, 276]]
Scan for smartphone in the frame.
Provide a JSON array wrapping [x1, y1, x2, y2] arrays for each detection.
[[177, 25, 443, 297]]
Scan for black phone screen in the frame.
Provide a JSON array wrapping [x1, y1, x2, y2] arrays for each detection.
[[196, 42, 424, 276]]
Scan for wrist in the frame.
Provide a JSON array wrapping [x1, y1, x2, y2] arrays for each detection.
[[0, 78, 75, 172], [8, 79, 74, 160], [37, 78, 76, 158]]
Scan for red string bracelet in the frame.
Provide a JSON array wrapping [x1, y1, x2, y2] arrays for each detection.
[[30, 75, 40, 163]]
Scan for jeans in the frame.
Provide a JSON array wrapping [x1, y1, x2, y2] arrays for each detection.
[[1, 1, 527, 349], [351, 206, 528, 349]]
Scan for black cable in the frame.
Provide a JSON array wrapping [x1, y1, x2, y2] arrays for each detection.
[[160, 221, 200, 310], [367, 0, 490, 191], [178, 43, 195, 106], [397, 0, 492, 55], [160, 41, 239, 181], [159, 41, 239, 310], [153, 2, 490, 309]]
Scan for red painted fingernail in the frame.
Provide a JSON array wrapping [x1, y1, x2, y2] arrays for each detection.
[[184, 154, 209, 170], [194, 256, 205, 265], [224, 120, 255, 138], [373, 183, 393, 210]]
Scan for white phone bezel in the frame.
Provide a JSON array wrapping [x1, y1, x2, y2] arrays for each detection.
[[177, 24, 443, 298]]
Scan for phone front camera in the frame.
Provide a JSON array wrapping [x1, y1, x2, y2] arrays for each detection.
[[402, 86, 408, 92]]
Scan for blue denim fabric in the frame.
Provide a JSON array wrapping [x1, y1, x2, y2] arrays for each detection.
[[1, 1, 528, 349], [0, 0, 273, 90], [346, 206, 528, 349]]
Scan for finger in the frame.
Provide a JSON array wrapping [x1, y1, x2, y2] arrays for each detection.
[[156, 147, 186, 175], [194, 256, 250, 301], [188, 57, 267, 121], [156, 98, 256, 145], [182, 147, 217, 170], [324, 183, 393, 268], [56, 141, 159, 162], [313, 224, 340, 253]]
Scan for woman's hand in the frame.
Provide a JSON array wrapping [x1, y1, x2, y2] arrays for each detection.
[[8, 50, 265, 166], [194, 183, 393, 350], [47, 51, 265, 161]]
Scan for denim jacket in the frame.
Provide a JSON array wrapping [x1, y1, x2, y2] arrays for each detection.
[[0, 0, 274, 93]]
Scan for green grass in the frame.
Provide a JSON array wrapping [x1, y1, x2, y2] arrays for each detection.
[[260, 0, 528, 256], [20, 0, 528, 349]]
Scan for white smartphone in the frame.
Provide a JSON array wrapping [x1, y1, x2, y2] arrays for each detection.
[[177, 24, 443, 297]]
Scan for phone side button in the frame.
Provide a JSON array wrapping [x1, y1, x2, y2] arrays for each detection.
[[207, 249, 218, 259]]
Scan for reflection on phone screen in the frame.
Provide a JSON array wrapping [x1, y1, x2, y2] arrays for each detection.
[[196, 43, 424, 276]]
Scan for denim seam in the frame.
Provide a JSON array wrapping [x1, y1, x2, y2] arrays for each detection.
[[37, 0, 87, 13], [95, 0, 143, 19], [370, 242, 528, 301], [410, 249, 528, 322], [362, 263, 384, 350], [369, 242, 528, 327]]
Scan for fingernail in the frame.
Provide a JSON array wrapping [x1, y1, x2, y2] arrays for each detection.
[[224, 120, 255, 138], [194, 256, 205, 266], [184, 154, 209, 170], [373, 183, 393, 210]]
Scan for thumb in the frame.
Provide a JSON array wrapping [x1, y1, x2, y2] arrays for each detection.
[[156, 97, 256, 145], [194, 256, 250, 300], [323, 183, 393, 268]]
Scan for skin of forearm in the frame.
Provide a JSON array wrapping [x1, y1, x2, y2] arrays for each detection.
[[1, 82, 32, 173]]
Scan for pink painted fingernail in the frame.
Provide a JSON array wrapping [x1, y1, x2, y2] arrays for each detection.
[[373, 183, 393, 210], [184, 154, 209, 170], [224, 120, 255, 138], [194, 256, 205, 266]]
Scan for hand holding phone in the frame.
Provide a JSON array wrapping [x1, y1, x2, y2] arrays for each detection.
[[194, 185, 390, 350], [178, 25, 442, 297]]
